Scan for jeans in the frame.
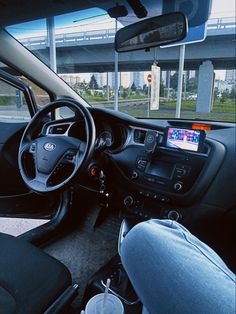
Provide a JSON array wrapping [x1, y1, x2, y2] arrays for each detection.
[[120, 219, 236, 314]]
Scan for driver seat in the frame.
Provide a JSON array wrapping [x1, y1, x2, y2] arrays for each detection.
[[0, 232, 76, 314]]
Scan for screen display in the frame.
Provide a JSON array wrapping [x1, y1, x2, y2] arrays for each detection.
[[166, 128, 201, 152], [147, 161, 173, 179]]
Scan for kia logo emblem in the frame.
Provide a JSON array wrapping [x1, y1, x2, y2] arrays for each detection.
[[44, 142, 56, 151]]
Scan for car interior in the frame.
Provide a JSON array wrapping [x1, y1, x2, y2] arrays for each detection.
[[0, 0, 235, 313]]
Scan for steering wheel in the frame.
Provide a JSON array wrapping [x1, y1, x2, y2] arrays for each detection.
[[18, 99, 96, 193]]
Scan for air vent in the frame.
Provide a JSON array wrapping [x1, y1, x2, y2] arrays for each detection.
[[134, 129, 147, 144]]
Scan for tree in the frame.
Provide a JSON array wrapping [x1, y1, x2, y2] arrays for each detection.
[[170, 72, 178, 90], [143, 84, 148, 95], [79, 80, 89, 90], [160, 81, 165, 97], [214, 87, 220, 100], [187, 77, 198, 93], [121, 89, 128, 99], [229, 86, 235, 100], [220, 89, 230, 103], [89, 74, 99, 89], [131, 82, 137, 91]]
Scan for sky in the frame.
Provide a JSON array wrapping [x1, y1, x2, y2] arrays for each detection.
[[209, 0, 235, 79], [210, 0, 235, 18]]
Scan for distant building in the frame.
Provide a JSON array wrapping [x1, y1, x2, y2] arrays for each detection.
[[214, 80, 234, 92], [59, 74, 80, 86], [108, 72, 120, 89], [225, 70, 236, 84], [120, 72, 130, 88], [131, 72, 144, 89]]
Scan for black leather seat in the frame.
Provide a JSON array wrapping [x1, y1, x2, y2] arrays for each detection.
[[0, 232, 72, 314]]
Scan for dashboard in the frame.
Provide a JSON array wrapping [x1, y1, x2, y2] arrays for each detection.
[[42, 106, 236, 225]]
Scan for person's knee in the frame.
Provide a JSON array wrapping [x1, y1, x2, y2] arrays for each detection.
[[121, 219, 184, 255], [120, 219, 173, 266]]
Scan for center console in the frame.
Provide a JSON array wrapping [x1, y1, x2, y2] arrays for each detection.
[[129, 127, 209, 205], [110, 125, 225, 222]]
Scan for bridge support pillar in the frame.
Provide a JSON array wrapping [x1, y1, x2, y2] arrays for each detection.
[[196, 61, 214, 113]]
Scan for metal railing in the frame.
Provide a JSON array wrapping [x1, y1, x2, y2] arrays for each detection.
[[19, 17, 235, 48], [207, 16, 236, 30]]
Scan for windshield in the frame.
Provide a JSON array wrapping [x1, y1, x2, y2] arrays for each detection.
[[6, 2, 236, 122]]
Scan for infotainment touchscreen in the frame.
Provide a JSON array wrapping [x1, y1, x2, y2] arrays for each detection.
[[165, 127, 205, 152]]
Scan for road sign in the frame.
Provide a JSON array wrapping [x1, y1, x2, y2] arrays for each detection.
[[150, 64, 160, 110], [161, 0, 211, 47], [162, 0, 211, 27], [147, 73, 152, 84], [161, 23, 207, 48]]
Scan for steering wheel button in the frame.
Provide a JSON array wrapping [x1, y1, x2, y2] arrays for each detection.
[[66, 154, 73, 160], [29, 143, 36, 153]]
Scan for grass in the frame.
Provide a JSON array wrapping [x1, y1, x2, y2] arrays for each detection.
[[156, 99, 236, 113], [0, 96, 16, 106], [1, 95, 235, 122], [96, 99, 236, 123]]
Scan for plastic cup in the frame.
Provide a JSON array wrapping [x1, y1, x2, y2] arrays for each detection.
[[85, 293, 124, 314]]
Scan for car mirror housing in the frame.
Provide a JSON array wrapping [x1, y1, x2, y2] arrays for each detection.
[[115, 12, 187, 53]]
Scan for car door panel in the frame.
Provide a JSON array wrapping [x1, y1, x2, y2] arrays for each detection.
[[0, 69, 60, 219], [0, 121, 28, 195], [0, 121, 59, 218]]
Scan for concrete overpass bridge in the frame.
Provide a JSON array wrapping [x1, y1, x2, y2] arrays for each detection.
[[18, 17, 236, 73]]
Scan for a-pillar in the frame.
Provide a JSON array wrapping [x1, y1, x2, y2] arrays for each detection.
[[196, 60, 214, 113]]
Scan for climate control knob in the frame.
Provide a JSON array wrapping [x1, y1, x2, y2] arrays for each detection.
[[167, 210, 180, 221], [123, 195, 134, 208], [131, 171, 139, 180], [173, 182, 183, 191]]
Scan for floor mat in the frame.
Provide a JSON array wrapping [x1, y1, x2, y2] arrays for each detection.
[[44, 206, 122, 309]]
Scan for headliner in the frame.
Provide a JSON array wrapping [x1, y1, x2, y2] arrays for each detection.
[[0, 0, 158, 27], [0, 0, 211, 29]]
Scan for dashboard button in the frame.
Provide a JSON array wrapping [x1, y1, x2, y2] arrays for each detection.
[[174, 168, 186, 179], [144, 176, 155, 183], [136, 156, 148, 171], [152, 194, 158, 200], [131, 171, 139, 179], [176, 164, 191, 174], [167, 210, 180, 221], [173, 182, 183, 191], [159, 195, 169, 202], [155, 179, 166, 186], [123, 195, 134, 207]]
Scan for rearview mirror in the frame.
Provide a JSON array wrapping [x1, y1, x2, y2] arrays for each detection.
[[115, 12, 187, 53]]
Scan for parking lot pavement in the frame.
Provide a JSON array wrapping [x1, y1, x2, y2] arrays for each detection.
[[0, 217, 49, 236]]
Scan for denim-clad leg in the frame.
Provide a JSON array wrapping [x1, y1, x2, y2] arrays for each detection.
[[120, 219, 236, 314]]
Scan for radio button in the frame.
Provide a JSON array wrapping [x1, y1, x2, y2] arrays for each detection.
[[155, 179, 166, 186], [176, 164, 191, 174], [159, 195, 170, 202], [136, 157, 148, 171], [173, 182, 183, 191], [131, 171, 139, 179], [144, 176, 155, 183], [123, 195, 134, 207], [174, 168, 186, 179], [168, 210, 180, 221]]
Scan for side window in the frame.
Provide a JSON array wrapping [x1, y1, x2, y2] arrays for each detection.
[[0, 79, 31, 121], [19, 77, 50, 107]]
